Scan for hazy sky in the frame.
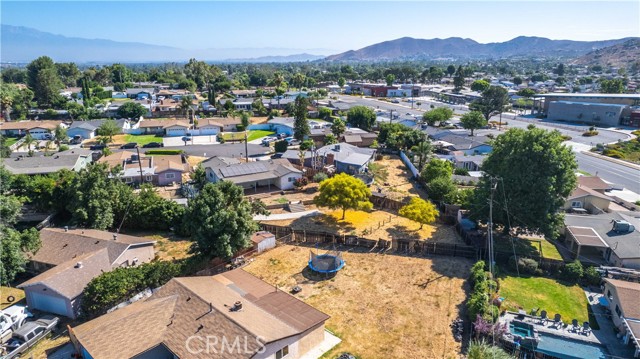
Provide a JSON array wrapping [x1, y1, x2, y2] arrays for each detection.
[[2, 1, 639, 54]]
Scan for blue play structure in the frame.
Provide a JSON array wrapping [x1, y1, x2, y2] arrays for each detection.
[[308, 250, 345, 274]]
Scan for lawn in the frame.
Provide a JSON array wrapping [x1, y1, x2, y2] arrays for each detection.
[[220, 130, 274, 142], [245, 244, 472, 359], [124, 134, 163, 145], [493, 235, 563, 260], [499, 276, 589, 323], [1, 286, 25, 309], [3, 137, 19, 147]]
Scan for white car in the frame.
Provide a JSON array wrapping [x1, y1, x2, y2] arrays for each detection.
[[1, 304, 32, 343]]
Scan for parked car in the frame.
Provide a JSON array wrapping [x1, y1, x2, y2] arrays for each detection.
[[277, 133, 287, 139], [261, 137, 277, 146], [89, 144, 106, 151], [142, 142, 164, 148], [120, 142, 138, 149], [0, 315, 59, 359], [69, 135, 83, 145], [392, 99, 400, 103], [0, 305, 32, 344], [181, 136, 192, 142]]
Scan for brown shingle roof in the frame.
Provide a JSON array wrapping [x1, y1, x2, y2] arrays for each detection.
[[153, 155, 188, 173], [72, 270, 329, 358], [577, 176, 610, 191], [605, 278, 640, 319], [0, 120, 62, 131], [19, 249, 112, 300], [566, 226, 609, 247], [251, 231, 274, 244], [568, 185, 613, 201], [29, 228, 154, 266], [138, 119, 179, 128], [98, 151, 136, 169]]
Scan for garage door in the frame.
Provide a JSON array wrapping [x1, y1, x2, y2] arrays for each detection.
[[30, 292, 68, 317], [166, 128, 186, 137]]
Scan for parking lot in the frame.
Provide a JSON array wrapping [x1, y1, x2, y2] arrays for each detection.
[[162, 135, 218, 147]]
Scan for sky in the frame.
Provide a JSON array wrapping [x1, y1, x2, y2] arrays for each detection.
[[2, 1, 639, 54]]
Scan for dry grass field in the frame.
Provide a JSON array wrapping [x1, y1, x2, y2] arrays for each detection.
[[245, 244, 472, 359]]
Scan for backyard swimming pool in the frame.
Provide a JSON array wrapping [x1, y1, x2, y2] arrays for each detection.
[[509, 321, 608, 359]]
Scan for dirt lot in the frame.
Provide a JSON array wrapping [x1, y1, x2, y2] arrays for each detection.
[[266, 209, 462, 244], [119, 230, 192, 261], [0, 286, 25, 309], [245, 244, 471, 359], [375, 155, 428, 198]]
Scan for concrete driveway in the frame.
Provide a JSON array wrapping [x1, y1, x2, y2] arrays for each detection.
[[163, 135, 218, 147]]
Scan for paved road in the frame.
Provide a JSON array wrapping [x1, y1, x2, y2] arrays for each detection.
[[575, 152, 640, 192]]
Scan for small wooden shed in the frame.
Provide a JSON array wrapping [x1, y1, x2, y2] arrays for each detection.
[[251, 231, 276, 253]]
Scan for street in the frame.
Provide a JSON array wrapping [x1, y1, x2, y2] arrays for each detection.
[[575, 152, 640, 192]]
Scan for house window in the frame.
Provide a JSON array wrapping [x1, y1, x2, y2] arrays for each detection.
[[145, 175, 153, 182], [607, 290, 612, 299], [125, 177, 133, 183], [165, 173, 176, 179], [615, 304, 622, 317], [275, 346, 289, 359], [288, 177, 295, 182], [571, 201, 583, 208]]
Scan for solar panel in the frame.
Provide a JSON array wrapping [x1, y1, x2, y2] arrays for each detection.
[[219, 162, 269, 178]]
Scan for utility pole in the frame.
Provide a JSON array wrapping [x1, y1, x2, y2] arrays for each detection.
[[244, 131, 249, 162], [389, 109, 394, 124], [488, 177, 498, 279], [135, 146, 144, 184]]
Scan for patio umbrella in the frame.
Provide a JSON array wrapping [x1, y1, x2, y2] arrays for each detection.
[[598, 296, 609, 307]]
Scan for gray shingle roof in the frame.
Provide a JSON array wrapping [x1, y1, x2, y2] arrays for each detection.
[[565, 212, 640, 259], [0, 154, 86, 175]]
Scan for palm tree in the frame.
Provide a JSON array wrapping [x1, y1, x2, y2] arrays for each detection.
[[1, 92, 13, 122], [179, 96, 193, 121], [18, 133, 37, 156], [54, 125, 67, 147], [43, 140, 54, 155], [411, 140, 433, 171]]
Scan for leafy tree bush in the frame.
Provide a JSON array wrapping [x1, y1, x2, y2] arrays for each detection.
[[116, 102, 147, 119], [508, 256, 539, 275], [346, 106, 376, 131], [454, 167, 469, 176], [314, 173, 372, 219], [583, 266, 601, 286], [293, 177, 308, 189], [274, 140, 288, 153], [420, 158, 453, 183], [313, 172, 328, 183], [561, 261, 584, 283], [398, 197, 439, 229], [467, 340, 513, 359], [422, 107, 453, 126]]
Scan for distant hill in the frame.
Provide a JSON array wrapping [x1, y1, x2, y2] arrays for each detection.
[[326, 36, 638, 61], [0, 25, 327, 63], [572, 39, 640, 68]]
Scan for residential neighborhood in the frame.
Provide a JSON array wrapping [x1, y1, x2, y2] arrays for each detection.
[[1, 2, 639, 359]]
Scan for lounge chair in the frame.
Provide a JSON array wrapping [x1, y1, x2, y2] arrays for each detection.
[[582, 322, 591, 335], [553, 314, 563, 329], [539, 310, 548, 324], [571, 319, 579, 332]]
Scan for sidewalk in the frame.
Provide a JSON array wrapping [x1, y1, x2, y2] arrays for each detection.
[[581, 150, 640, 171]]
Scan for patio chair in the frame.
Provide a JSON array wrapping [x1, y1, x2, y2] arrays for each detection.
[[571, 319, 579, 332], [582, 322, 592, 335], [553, 314, 563, 329], [539, 310, 548, 324]]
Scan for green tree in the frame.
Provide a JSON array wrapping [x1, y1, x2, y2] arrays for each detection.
[[314, 173, 373, 220], [97, 119, 121, 143], [470, 80, 491, 92], [117, 101, 147, 119], [411, 140, 433, 171], [331, 117, 346, 137], [26, 56, 63, 107], [469, 86, 510, 121], [385, 74, 396, 86], [54, 125, 67, 146], [324, 133, 338, 145], [18, 133, 37, 156], [318, 107, 332, 121], [179, 96, 193, 120], [470, 127, 577, 238], [399, 197, 438, 229], [512, 77, 523, 86], [453, 66, 465, 91], [0, 193, 41, 285], [184, 58, 212, 90], [338, 77, 346, 88], [516, 88, 536, 98], [422, 107, 453, 126], [555, 63, 565, 77], [293, 96, 310, 141], [447, 65, 456, 77], [125, 184, 185, 231], [183, 181, 257, 258], [599, 79, 625, 94], [274, 140, 288, 153], [460, 111, 488, 136], [291, 73, 306, 90], [347, 106, 376, 131], [427, 176, 457, 203], [240, 111, 251, 129], [420, 158, 453, 183], [56, 62, 81, 87]]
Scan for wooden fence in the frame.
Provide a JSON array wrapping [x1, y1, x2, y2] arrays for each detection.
[[259, 223, 478, 259]]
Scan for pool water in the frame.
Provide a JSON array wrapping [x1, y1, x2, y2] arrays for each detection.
[[510, 322, 533, 337]]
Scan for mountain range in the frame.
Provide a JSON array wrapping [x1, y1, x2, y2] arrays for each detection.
[[2, 25, 638, 63], [326, 36, 638, 61], [0, 25, 326, 63], [572, 38, 640, 68]]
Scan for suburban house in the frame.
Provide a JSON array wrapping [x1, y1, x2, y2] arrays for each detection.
[[0, 120, 65, 139], [308, 127, 377, 148], [264, 117, 295, 136], [219, 98, 253, 111], [231, 89, 257, 98], [562, 211, 640, 268], [434, 154, 486, 172], [137, 119, 191, 136], [192, 118, 222, 135], [99, 152, 189, 186], [70, 269, 332, 359], [564, 176, 614, 214], [19, 228, 156, 319], [202, 157, 302, 191], [603, 279, 640, 358], [195, 143, 271, 160], [201, 117, 241, 132], [431, 132, 493, 155], [126, 88, 155, 100], [67, 119, 132, 140], [1, 149, 93, 175], [283, 143, 376, 174]]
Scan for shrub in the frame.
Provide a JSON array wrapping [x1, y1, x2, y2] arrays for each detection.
[[603, 149, 624, 159], [561, 261, 584, 283], [274, 140, 288, 153], [58, 145, 69, 152], [582, 130, 599, 137], [468, 292, 489, 320], [583, 266, 601, 286], [454, 167, 469, 176], [293, 177, 308, 188], [508, 256, 539, 275], [632, 130, 640, 137], [483, 304, 500, 323], [313, 172, 328, 183]]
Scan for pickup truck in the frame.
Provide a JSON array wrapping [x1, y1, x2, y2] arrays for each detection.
[[0, 315, 59, 359], [0, 305, 32, 344]]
